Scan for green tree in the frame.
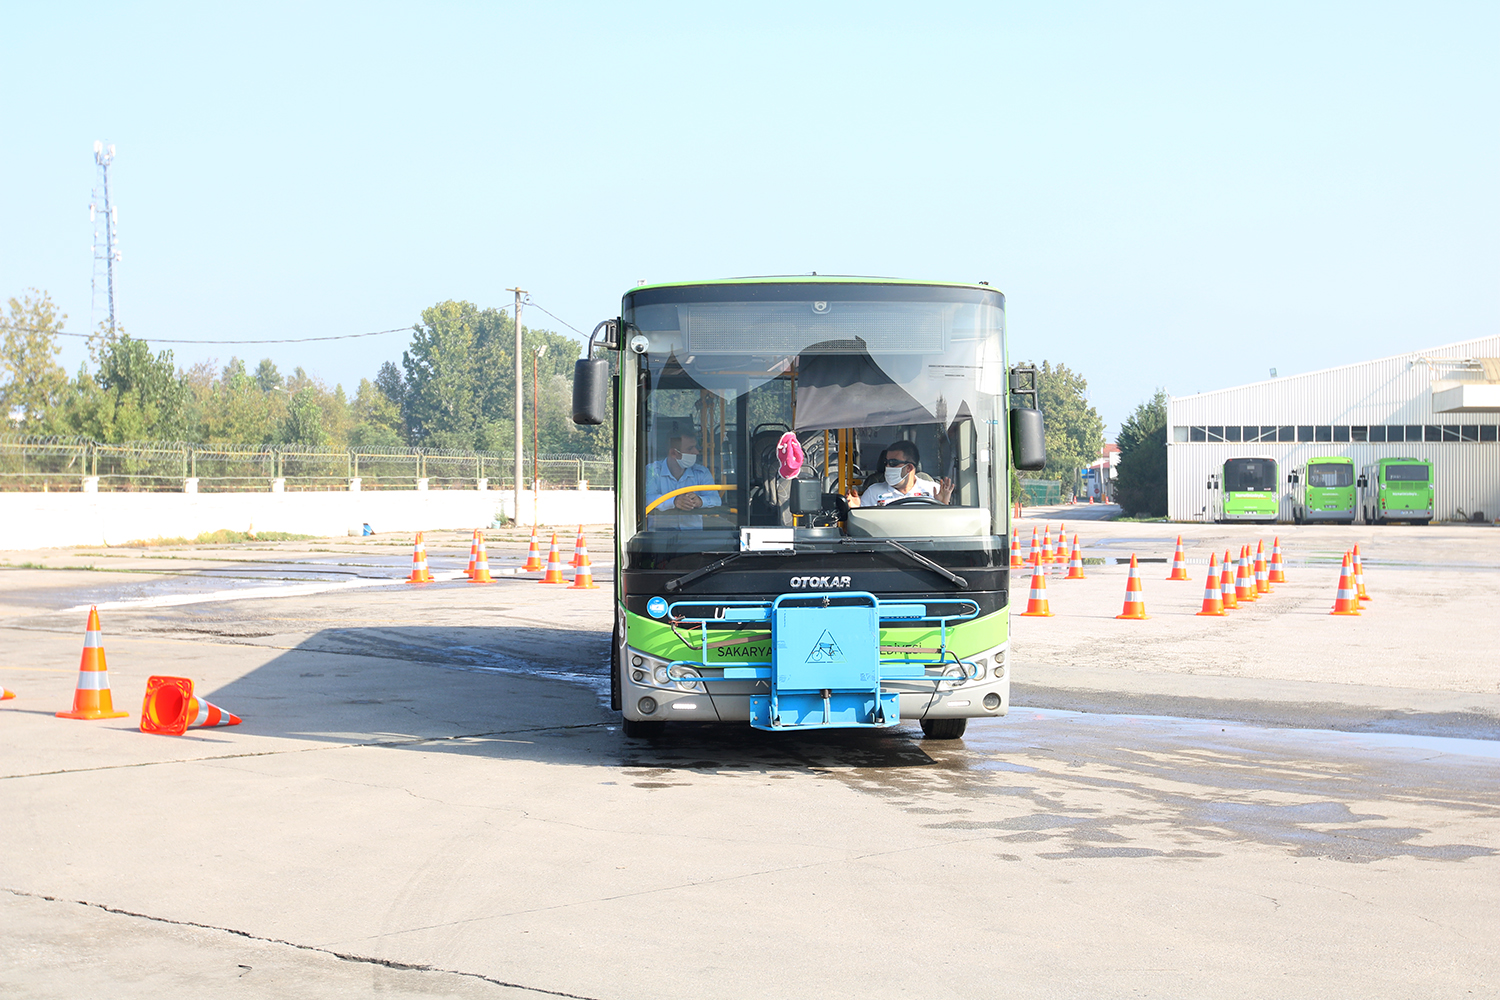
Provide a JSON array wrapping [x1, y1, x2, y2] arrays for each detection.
[[402, 300, 510, 450], [1114, 389, 1169, 517], [1, 289, 69, 430], [277, 387, 328, 446], [254, 359, 283, 392], [50, 333, 191, 442], [350, 377, 404, 448], [1026, 360, 1104, 496]]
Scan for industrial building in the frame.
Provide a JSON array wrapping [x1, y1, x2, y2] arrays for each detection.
[[1167, 335, 1500, 523]]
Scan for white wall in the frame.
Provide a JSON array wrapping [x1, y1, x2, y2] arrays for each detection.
[[0, 489, 616, 550]]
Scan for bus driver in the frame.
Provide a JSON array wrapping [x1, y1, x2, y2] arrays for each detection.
[[846, 440, 953, 508], [644, 431, 721, 529]]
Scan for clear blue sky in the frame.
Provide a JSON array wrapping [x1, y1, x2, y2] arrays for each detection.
[[3, 1, 1496, 437]]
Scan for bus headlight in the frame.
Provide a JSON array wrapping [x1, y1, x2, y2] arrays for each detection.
[[653, 665, 672, 685], [637, 696, 658, 715], [669, 665, 703, 692]]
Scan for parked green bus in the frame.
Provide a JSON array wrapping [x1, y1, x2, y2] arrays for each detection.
[[1208, 457, 1279, 524], [1360, 458, 1433, 525], [571, 277, 1048, 740], [1289, 457, 1355, 525]]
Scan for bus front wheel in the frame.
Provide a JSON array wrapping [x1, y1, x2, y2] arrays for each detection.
[[622, 718, 666, 739], [920, 718, 968, 740]]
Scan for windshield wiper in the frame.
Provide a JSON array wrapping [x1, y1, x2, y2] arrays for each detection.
[[663, 552, 745, 592], [846, 537, 968, 589]]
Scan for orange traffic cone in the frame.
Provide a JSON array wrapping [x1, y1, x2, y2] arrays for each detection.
[[1052, 524, 1067, 563], [1115, 554, 1149, 620], [1254, 540, 1271, 594], [1268, 536, 1287, 583], [1064, 534, 1087, 579], [407, 532, 432, 584], [465, 529, 479, 580], [139, 676, 241, 735], [472, 531, 494, 583], [1018, 562, 1053, 617], [1195, 554, 1226, 616], [569, 535, 600, 590], [1026, 527, 1039, 567], [539, 532, 566, 584], [2, 687, 15, 700], [1235, 546, 1257, 602], [1220, 550, 1238, 610], [1009, 527, 1024, 570], [1330, 551, 1362, 616], [571, 525, 587, 568], [1038, 524, 1052, 564], [1352, 543, 1371, 602], [1166, 535, 1190, 580], [522, 525, 544, 572], [56, 606, 129, 720]]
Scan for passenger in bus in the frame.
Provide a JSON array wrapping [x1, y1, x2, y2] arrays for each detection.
[[644, 431, 721, 529], [846, 440, 953, 507]]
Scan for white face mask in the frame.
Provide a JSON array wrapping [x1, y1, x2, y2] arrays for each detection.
[[677, 453, 697, 469], [885, 465, 905, 486]]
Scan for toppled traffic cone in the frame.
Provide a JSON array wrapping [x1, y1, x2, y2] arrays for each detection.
[[1166, 535, 1190, 580], [139, 676, 241, 735], [1009, 527, 1024, 570], [1268, 536, 1287, 583], [1352, 543, 1371, 602], [1235, 546, 1258, 602], [522, 525, 544, 572], [471, 531, 493, 583], [1018, 562, 1054, 617], [539, 532, 566, 584], [569, 534, 599, 590], [465, 529, 479, 580], [1115, 554, 1149, 620], [1220, 550, 1239, 610], [1064, 534, 1087, 579], [2, 688, 15, 701], [56, 606, 129, 720], [407, 532, 432, 584], [1254, 539, 1271, 594], [1195, 554, 1226, 616], [571, 524, 587, 569], [1330, 551, 1362, 616]]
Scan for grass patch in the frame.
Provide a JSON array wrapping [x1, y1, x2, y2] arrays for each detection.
[[119, 529, 317, 547], [5, 561, 98, 571], [1112, 515, 1169, 523]]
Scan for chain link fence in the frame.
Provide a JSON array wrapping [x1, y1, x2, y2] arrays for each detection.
[[0, 435, 612, 493], [1018, 478, 1064, 506]]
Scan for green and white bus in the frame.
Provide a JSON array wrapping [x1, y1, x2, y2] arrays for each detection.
[[1360, 458, 1433, 525], [1289, 456, 1356, 525], [572, 277, 1046, 740], [1208, 457, 1279, 524]]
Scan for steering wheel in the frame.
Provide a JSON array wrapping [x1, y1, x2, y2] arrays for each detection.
[[884, 496, 946, 507]]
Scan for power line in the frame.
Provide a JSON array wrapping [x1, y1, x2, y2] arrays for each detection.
[[522, 299, 587, 338], [0, 324, 413, 345]]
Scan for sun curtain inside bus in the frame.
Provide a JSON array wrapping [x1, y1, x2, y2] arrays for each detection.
[[1384, 464, 1429, 482], [1308, 463, 1353, 488], [1224, 460, 1277, 492], [627, 284, 1006, 544]]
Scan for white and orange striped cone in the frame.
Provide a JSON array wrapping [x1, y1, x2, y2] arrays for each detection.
[[1220, 550, 1239, 610], [1330, 551, 1362, 616], [1039, 525, 1053, 564], [139, 676, 241, 735], [1018, 562, 1053, 617], [407, 532, 432, 584], [56, 606, 129, 720], [539, 532, 566, 584], [1352, 543, 1371, 602], [1026, 527, 1039, 567], [1166, 535, 1190, 580], [522, 525, 544, 572], [472, 531, 494, 583], [2, 687, 15, 701], [465, 529, 479, 580], [1052, 524, 1067, 563], [1064, 534, 1087, 580], [1009, 527, 1024, 570], [569, 538, 599, 589], [1254, 539, 1271, 594], [1115, 554, 1149, 620], [1235, 545, 1258, 602], [571, 525, 587, 569], [1268, 537, 1287, 583], [1195, 554, 1226, 616]]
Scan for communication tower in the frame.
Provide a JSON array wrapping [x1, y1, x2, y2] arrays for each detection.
[[89, 141, 120, 336]]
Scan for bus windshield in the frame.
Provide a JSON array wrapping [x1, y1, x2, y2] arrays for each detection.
[[626, 283, 1005, 550], [1385, 464, 1429, 482], [1224, 459, 1276, 492], [1308, 463, 1353, 488]]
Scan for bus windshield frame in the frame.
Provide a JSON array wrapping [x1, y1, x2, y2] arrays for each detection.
[[1223, 458, 1277, 493], [1307, 462, 1354, 489], [1383, 463, 1430, 483]]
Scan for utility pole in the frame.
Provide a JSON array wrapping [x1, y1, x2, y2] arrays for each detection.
[[506, 287, 526, 518], [90, 141, 120, 337]]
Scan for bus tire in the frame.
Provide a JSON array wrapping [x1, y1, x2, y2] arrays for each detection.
[[622, 718, 666, 739], [920, 718, 968, 740], [1416, 519, 1430, 526]]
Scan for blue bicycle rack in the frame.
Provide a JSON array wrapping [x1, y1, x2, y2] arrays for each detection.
[[662, 591, 980, 732]]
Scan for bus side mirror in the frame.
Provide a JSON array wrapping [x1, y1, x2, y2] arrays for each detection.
[[572, 358, 610, 426], [1357, 475, 1367, 488], [1010, 408, 1046, 471]]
